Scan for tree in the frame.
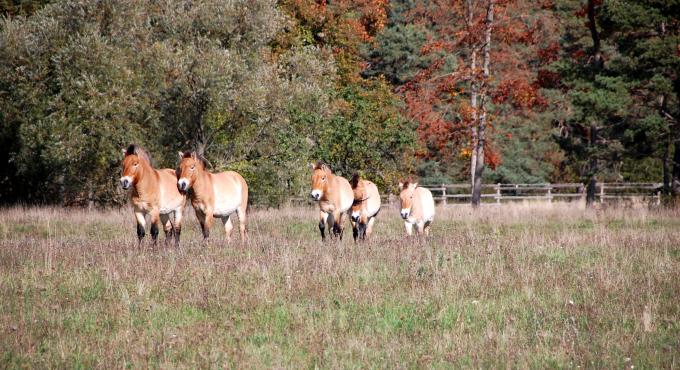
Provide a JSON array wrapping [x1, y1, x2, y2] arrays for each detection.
[[0, 0, 334, 206]]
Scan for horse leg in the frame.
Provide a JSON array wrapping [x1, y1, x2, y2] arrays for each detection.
[[134, 210, 146, 247], [173, 207, 183, 248], [365, 217, 376, 239], [351, 218, 358, 242], [319, 211, 329, 241], [335, 211, 345, 240], [149, 209, 161, 246], [196, 210, 212, 240], [160, 213, 173, 247], [423, 221, 431, 237], [222, 215, 233, 243], [404, 222, 413, 237], [416, 221, 425, 236], [237, 205, 247, 242]]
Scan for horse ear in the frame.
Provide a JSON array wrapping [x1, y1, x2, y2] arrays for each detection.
[[178, 151, 184, 160], [398, 182, 404, 191], [122, 148, 127, 156], [309, 162, 315, 170], [413, 182, 419, 188]]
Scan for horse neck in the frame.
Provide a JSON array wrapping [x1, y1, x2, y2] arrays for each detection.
[[134, 161, 159, 195], [191, 168, 213, 199], [323, 173, 338, 199]]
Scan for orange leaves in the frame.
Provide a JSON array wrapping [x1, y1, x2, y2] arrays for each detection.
[[493, 78, 543, 110], [485, 145, 502, 170], [537, 41, 560, 64]]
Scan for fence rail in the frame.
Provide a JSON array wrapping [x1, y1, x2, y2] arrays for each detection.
[[289, 182, 662, 206], [423, 182, 663, 205]]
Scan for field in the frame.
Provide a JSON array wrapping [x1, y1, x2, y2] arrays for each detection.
[[1, 203, 679, 368]]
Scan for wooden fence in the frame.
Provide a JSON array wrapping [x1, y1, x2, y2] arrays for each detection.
[[423, 182, 663, 205], [289, 182, 662, 206]]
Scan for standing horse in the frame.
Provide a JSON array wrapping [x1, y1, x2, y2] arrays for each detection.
[[309, 162, 354, 241], [176, 151, 248, 242], [120, 144, 186, 247], [350, 174, 381, 241], [398, 180, 435, 236]]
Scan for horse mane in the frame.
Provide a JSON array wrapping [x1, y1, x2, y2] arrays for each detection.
[[182, 151, 208, 168], [350, 173, 361, 189], [126, 144, 152, 164], [313, 161, 332, 173], [401, 177, 417, 189]]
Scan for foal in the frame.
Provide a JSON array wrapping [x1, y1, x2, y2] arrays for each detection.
[[398, 180, 435, 236], [176, 151, 248, 242], [350, 174, 381, 241], [120, 144, 186, 247]]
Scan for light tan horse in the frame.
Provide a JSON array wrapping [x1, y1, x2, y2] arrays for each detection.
[[120, 144, 186, 247], [309, 162, 354, 241], [176, 151, 248, 242], [350, 174, 381, 241], [398, 180, 435, 236]]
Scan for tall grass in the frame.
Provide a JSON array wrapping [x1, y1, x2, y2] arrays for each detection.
[[1, 203, 678, 368]]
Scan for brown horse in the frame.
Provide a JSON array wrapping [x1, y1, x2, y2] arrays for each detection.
[[309, 162, 354, 240], [398, 180, 435, 236], [350, 174, 381, 241], [120, 144, 186, 247], [176, 151, 248, 242]]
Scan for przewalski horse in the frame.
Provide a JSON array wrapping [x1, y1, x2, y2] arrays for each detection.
[[350, 174, 381, 241], [176, 151, 248, 243], [119, 144, 186, 247], [398, 180, 435, 237], [309, 162, 353, 241]]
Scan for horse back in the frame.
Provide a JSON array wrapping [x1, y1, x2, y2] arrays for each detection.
[[413, 187, 435, 222], [156, 168, 186, 213], [210, 171, 248, 209], [332, 175, 354, 212], [363, 180, 381, 217]]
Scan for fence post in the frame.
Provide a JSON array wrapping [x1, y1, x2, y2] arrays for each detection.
[[656, 190, 661, 206], [600, 183, 605, 204], [579, 184, 586, 204], [547, 184, 552, 203], [496, 183, 501, 204], [442, 184, 447, 205]]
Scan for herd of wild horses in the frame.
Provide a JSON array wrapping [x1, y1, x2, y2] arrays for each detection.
[[120, 144, 435, 247]]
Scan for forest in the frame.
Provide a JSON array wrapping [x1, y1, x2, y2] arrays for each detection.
[[1, 0, 678, 207]]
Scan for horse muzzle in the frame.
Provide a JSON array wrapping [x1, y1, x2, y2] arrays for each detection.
[[400, 209, 410, 220], [120, 177, 132, 190], [177, 179, 189, 193], [310, 190, 322, 201]]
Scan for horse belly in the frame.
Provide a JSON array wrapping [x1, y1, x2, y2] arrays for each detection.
[[158, 186, 183, 214], [366, 201, 381, 219], [212, 190, 241, 216], [160, 196, 183, 215]]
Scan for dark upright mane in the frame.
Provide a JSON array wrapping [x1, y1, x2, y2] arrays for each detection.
[[313, 161, 332, 173], [126, 144, 152, 164], [182, 151, 208, 168], [351, 173, 361, 188]]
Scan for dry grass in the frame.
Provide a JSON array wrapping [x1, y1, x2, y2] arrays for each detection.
[[1, 203, 679, 368]]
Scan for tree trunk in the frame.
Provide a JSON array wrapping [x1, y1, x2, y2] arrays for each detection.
[[471, 0, 493, 207], [587, 0, 603, 69], [467, 0, 478, 189], [672, 135, 680, 196], [586, 167, 597, 207], [662, 139, 670, 196], [584, 0, 601, 209], [586, 124, 598, 207]]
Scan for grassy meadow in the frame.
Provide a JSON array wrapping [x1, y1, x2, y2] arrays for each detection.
[[0, 203, 679, 368]]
